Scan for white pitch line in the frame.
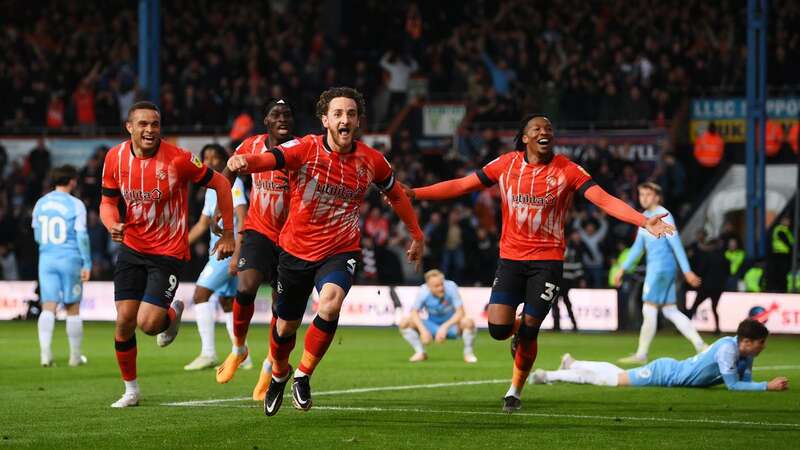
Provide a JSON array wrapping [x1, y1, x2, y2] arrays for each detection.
[[753, 365, 800, 371], [161, 379, 509, 407], [312, 406, 800, 429]]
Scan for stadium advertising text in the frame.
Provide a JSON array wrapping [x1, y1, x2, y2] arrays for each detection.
[[690, 97, 800, 143]]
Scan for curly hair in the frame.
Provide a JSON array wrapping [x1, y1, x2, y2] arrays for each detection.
[[315, 87, 366, 118], [513, 114, 548, 150]]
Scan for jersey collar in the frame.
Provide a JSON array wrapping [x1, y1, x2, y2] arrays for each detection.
[[323, 135, 356, 155]]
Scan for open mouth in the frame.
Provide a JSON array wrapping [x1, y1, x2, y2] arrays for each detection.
[[537, 138, 551, 145], [142, 135, 156, 145], [276, 124, 289, 133], [338, 127, 351, 138]]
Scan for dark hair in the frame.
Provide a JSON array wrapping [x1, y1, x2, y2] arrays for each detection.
[[265, 98, 293, 115], [737, 319, 769, 341], [127, 101, 160, 122], [315, 87, 366, 118], [708, 122, 717, 133], [638, 181, 663, 197], [51, 165, 78, 187], [514, 114, 548, 150], [200, 143, 228, 162]]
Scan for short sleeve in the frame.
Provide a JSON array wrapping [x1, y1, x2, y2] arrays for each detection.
[[566, 160, 595, 196], [476, 154, 510, 187], [372, 152, 395, 191], [201, 189, 216, 218], [101, 148, 120, 196], [414, 285, 429, 311], [276, 136, 312, 171], [73, 197, 87, 232], [175, 150, 213, 185], [445, 281, 463, 308], [232, 177, 247, 208]]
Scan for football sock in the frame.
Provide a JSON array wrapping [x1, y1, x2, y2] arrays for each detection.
[[269, 325, 295, 380], [65, 314, 83, 359], [662, 305, 705, 352], [115, 335, 137, 382], [511, 324, 539, 394], [160, 306, 177, 333], [462, 328, 476, 355], [38, 309, 55, 358], [635, 303, 658, 358], [401, 327, 424, 354], [233, 293, 255, 348], [298, 315, 338, 377], [195, 302, 216, 358], [570, 360, 625, 374], [545, 369, 619, 386]]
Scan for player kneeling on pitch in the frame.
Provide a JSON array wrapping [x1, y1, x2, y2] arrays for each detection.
[[399, 270, 478, 363], [530, 319, 789, 392]]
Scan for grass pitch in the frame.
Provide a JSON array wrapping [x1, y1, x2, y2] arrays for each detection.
[[0, 320, 798, 449]]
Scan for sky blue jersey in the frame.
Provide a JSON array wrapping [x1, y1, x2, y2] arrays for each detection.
[[657, 336, 766, 390], [621, 206, 691, 274], [201, 177, 247, 255], [414, 280, 462, 323], [32, 191, 91, 270]]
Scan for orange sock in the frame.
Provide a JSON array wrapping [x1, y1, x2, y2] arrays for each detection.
[[297, 316, 338, 376], [114, 335, 137, 381], [511, 326, 538, 391]]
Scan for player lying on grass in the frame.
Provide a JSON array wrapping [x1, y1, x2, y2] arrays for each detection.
[[398, 269, 478, 363], [530, 319, 789, 391], [227, 87, 424, 416], [405, 114, 675, 413]]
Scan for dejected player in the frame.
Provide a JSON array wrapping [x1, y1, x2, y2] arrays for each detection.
[[183, 144, 251, 371], [214, 100, 296, 403], [32, 165, 92, 367], [227, 87, 425, 416], [100, 101, 235, 407], [530, 319, 789, 392], [398, 269, 478, 363], [613, 182, 706, 364], [407, 114, 675, 413]]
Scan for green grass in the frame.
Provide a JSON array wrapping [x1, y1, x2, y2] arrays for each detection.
[[0, 321, 798, 449]]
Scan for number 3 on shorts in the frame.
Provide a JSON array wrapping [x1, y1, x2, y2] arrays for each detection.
[[540, 282, 558, 302]]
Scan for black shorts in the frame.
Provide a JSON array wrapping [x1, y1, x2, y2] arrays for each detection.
[[275, 251, 360, 321], [489, 259, 563, 320], [236, 230, 282, 287], [114, 245, 183, 307]]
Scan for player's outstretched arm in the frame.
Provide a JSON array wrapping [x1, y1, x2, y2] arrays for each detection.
[[385, 182, 425, 271], [411, 173, 485, 201], [227, 152, 280, 174], [583, 185, 674, 237]]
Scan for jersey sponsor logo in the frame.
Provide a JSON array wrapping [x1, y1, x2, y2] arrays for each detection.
[[191, 154, 203, 168], [254, 179, 289, 192], [511, 192, 555, 207], [315, 183, 366, 202], [123, 188, 163, 203]]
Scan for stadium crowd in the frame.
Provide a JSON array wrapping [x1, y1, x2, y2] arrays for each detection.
[[0, 0, 797, 292], [2, 0, 799, 132]]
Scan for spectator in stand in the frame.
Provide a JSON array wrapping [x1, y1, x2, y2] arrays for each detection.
[[380, 50, 418, 118], [725, 237, 745, 291], [575, 211, 609, 288], [694, 122, 724, 168], [72, 63, 101, 135], [766, 216, 794, 293]]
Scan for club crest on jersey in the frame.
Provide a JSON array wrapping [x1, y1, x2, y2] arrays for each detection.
[[156, 169, 167, 181], [545, 175, 558, 187], [191, 154, 203, 168]]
